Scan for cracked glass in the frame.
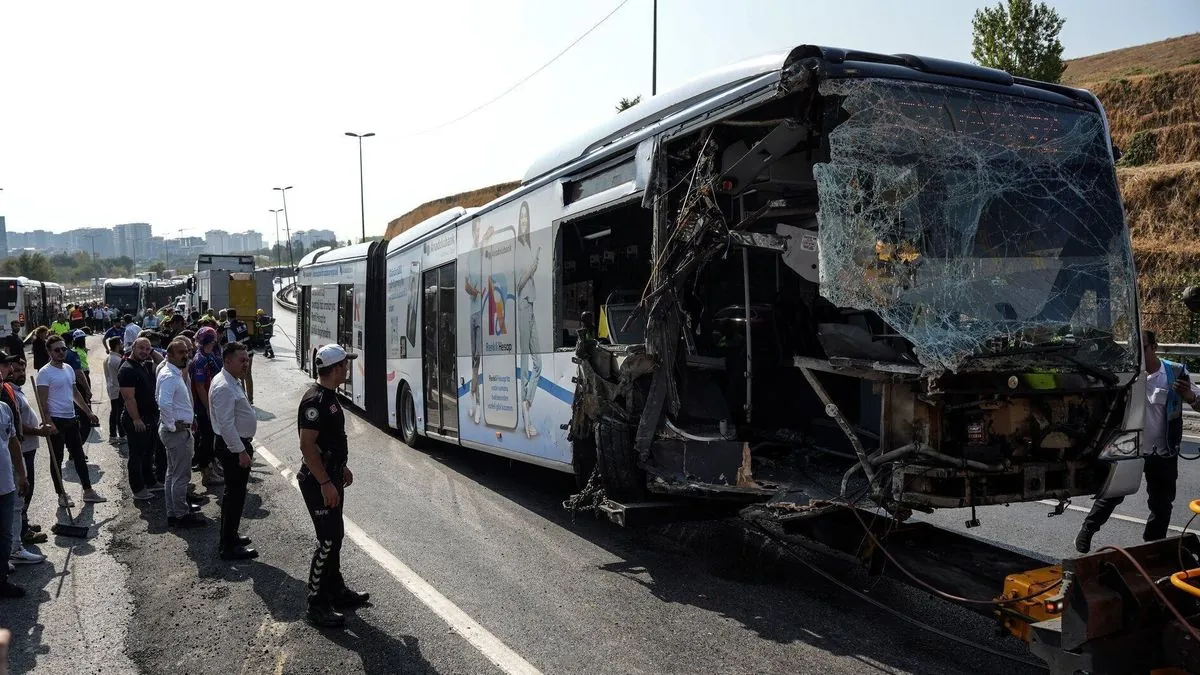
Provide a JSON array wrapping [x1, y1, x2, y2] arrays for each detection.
[[813, 78, 1137, 374]]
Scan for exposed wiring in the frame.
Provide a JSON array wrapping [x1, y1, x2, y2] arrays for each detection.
[[844, 507, 1063, 606], [1097, 544, 1200, 644], [415, 0, 631, 135], [747, 521, 1049, 670], [1179, 511, 1199, 590]]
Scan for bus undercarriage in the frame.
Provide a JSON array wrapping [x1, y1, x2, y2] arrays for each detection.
[[566, 57, 1141, 519]]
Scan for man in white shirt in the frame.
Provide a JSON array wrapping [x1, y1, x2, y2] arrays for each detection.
[[122, 315, 140, 353], [157, 339, 202, 528], [3, 357, 49, 565], [0, 396, 26, 599], [1076, 329, 1200, 553], [35, 335, 104, 506], [7, 358, 51, 549], [209, 341, 258, 560]]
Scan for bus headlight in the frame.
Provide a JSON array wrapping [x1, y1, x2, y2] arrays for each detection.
[[1098, 431, 1139, 460]]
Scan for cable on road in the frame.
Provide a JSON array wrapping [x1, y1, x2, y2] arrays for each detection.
[[843, 507, 1063, 607], [415, 0, 631, 135], [746, 521, 1049, 670]]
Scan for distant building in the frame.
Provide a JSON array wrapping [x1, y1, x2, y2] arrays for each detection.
[[0, 217, 7, 259], [291, 229, 337, 249], [229, 230, 264, 253], [113, 222, 152, 259], [66, 227, 115, 258], [205, 229, 231, 255]]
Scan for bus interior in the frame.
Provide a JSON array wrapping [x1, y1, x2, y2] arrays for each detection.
[[570, 66, 1141, 517]]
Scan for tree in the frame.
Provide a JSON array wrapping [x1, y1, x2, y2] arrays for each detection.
[[0, 252, 56, 281], [971, 0, 1066, 82], [616, 95, 642, 113], [148, 261, 167, 274]]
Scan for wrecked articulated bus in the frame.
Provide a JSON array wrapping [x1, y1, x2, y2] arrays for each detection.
[[566, 45, 1144, 519]]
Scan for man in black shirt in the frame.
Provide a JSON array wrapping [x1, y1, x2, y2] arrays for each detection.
[[3, 322, 24, 359], [119, 337, 161, 501], [297, 344, 368, 627]]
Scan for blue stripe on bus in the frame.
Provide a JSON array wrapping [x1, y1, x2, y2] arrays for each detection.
[[455, 369, 573, 405]]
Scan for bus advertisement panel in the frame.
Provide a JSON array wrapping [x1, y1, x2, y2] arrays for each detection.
[[457, 193, 568, 464], [385, 247, 423, 429], [307, 283, 340, 351]]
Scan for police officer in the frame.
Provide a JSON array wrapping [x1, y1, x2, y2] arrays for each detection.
[[297, 344, 369, 627]]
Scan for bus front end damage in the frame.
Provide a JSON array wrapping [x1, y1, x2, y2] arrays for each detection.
[[569, 50, 1144, 519]]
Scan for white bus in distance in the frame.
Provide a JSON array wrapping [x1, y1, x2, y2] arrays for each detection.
[[294, 242, 388, 426], [0, 277, 65, 336], [104, 278, 146, 317]]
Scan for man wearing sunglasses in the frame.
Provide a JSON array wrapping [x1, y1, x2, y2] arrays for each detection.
[[35, 335, 105, 506]]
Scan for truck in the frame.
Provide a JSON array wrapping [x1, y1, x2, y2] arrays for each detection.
[[192, 254, 257, 313], [194, 268, 273, 321]]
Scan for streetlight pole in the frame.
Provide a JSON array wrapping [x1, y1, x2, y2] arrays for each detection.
[[274, 186, 294, 271], [269, 209, 283, 268], [345, 132, 375, 242], [82, 232, 103, 286], [651, 0, 657, 96]]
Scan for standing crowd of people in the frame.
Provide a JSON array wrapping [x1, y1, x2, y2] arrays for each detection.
[[0, 300, 363, 627]]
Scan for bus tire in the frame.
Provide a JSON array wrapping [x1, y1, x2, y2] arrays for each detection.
[[594, 416, 645, 501], [399, 383, 425, 449]]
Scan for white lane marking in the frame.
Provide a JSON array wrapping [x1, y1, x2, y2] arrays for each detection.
[[1036, 499, 1188, 533], [252, 441, 543, 675]]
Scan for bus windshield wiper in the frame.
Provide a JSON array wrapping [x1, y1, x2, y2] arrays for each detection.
[[975, 343, 1119, 386]]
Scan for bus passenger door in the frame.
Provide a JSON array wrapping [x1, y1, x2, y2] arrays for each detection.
[[421, 264, 459, 438], [338, 284, 354, 397]]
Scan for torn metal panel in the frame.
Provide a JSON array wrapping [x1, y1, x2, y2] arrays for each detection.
[[813, 78, 1138, 374]]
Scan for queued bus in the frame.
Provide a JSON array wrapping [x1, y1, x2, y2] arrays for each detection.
[[0, 277, 65, 336], [104, 278, 146, 317], [298, 44, 1145, 513]]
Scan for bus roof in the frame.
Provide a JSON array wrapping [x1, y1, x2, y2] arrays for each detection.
[[299, 241, 376, 269], [383, 44, 1101, 260], [104, 278, 143, 287], [522, 51, 788, 185], [296, 247, 332, 269], [385, 207, 469, 257]]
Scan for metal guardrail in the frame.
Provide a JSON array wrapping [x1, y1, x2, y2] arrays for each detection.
[[1159, 344, 1200, 358], [275, 282, 297, 311]]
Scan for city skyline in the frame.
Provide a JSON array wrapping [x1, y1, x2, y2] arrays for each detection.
[[3, 224, 335, 259]]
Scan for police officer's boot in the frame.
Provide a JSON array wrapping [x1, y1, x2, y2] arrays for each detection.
[[332, 588, 370, 610], [307, 602, 346, 628]]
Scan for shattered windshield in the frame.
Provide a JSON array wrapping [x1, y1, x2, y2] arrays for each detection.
[[813, 78, 1137, 374]]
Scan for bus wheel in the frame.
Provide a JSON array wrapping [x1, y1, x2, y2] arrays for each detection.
[[400, 383, 425, 449], [594, 416, 645, 501]]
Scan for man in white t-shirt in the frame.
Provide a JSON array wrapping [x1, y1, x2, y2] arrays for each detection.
[[35, 334, 104, 506], [123, 315, 140, 353]]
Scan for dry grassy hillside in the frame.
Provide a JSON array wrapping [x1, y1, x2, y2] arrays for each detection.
[[1062, 33, 1200, 85], [1063, 34, 1200, 340], [384, 181, 521, 240]]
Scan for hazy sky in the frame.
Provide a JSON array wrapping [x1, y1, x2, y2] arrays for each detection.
[[1, 0, 1197, 244]]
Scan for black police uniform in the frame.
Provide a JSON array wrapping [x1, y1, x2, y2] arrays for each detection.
[[297, 382, 360, 614]]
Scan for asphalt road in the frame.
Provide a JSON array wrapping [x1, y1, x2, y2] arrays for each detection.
[[3, 305, 1195, 674]]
